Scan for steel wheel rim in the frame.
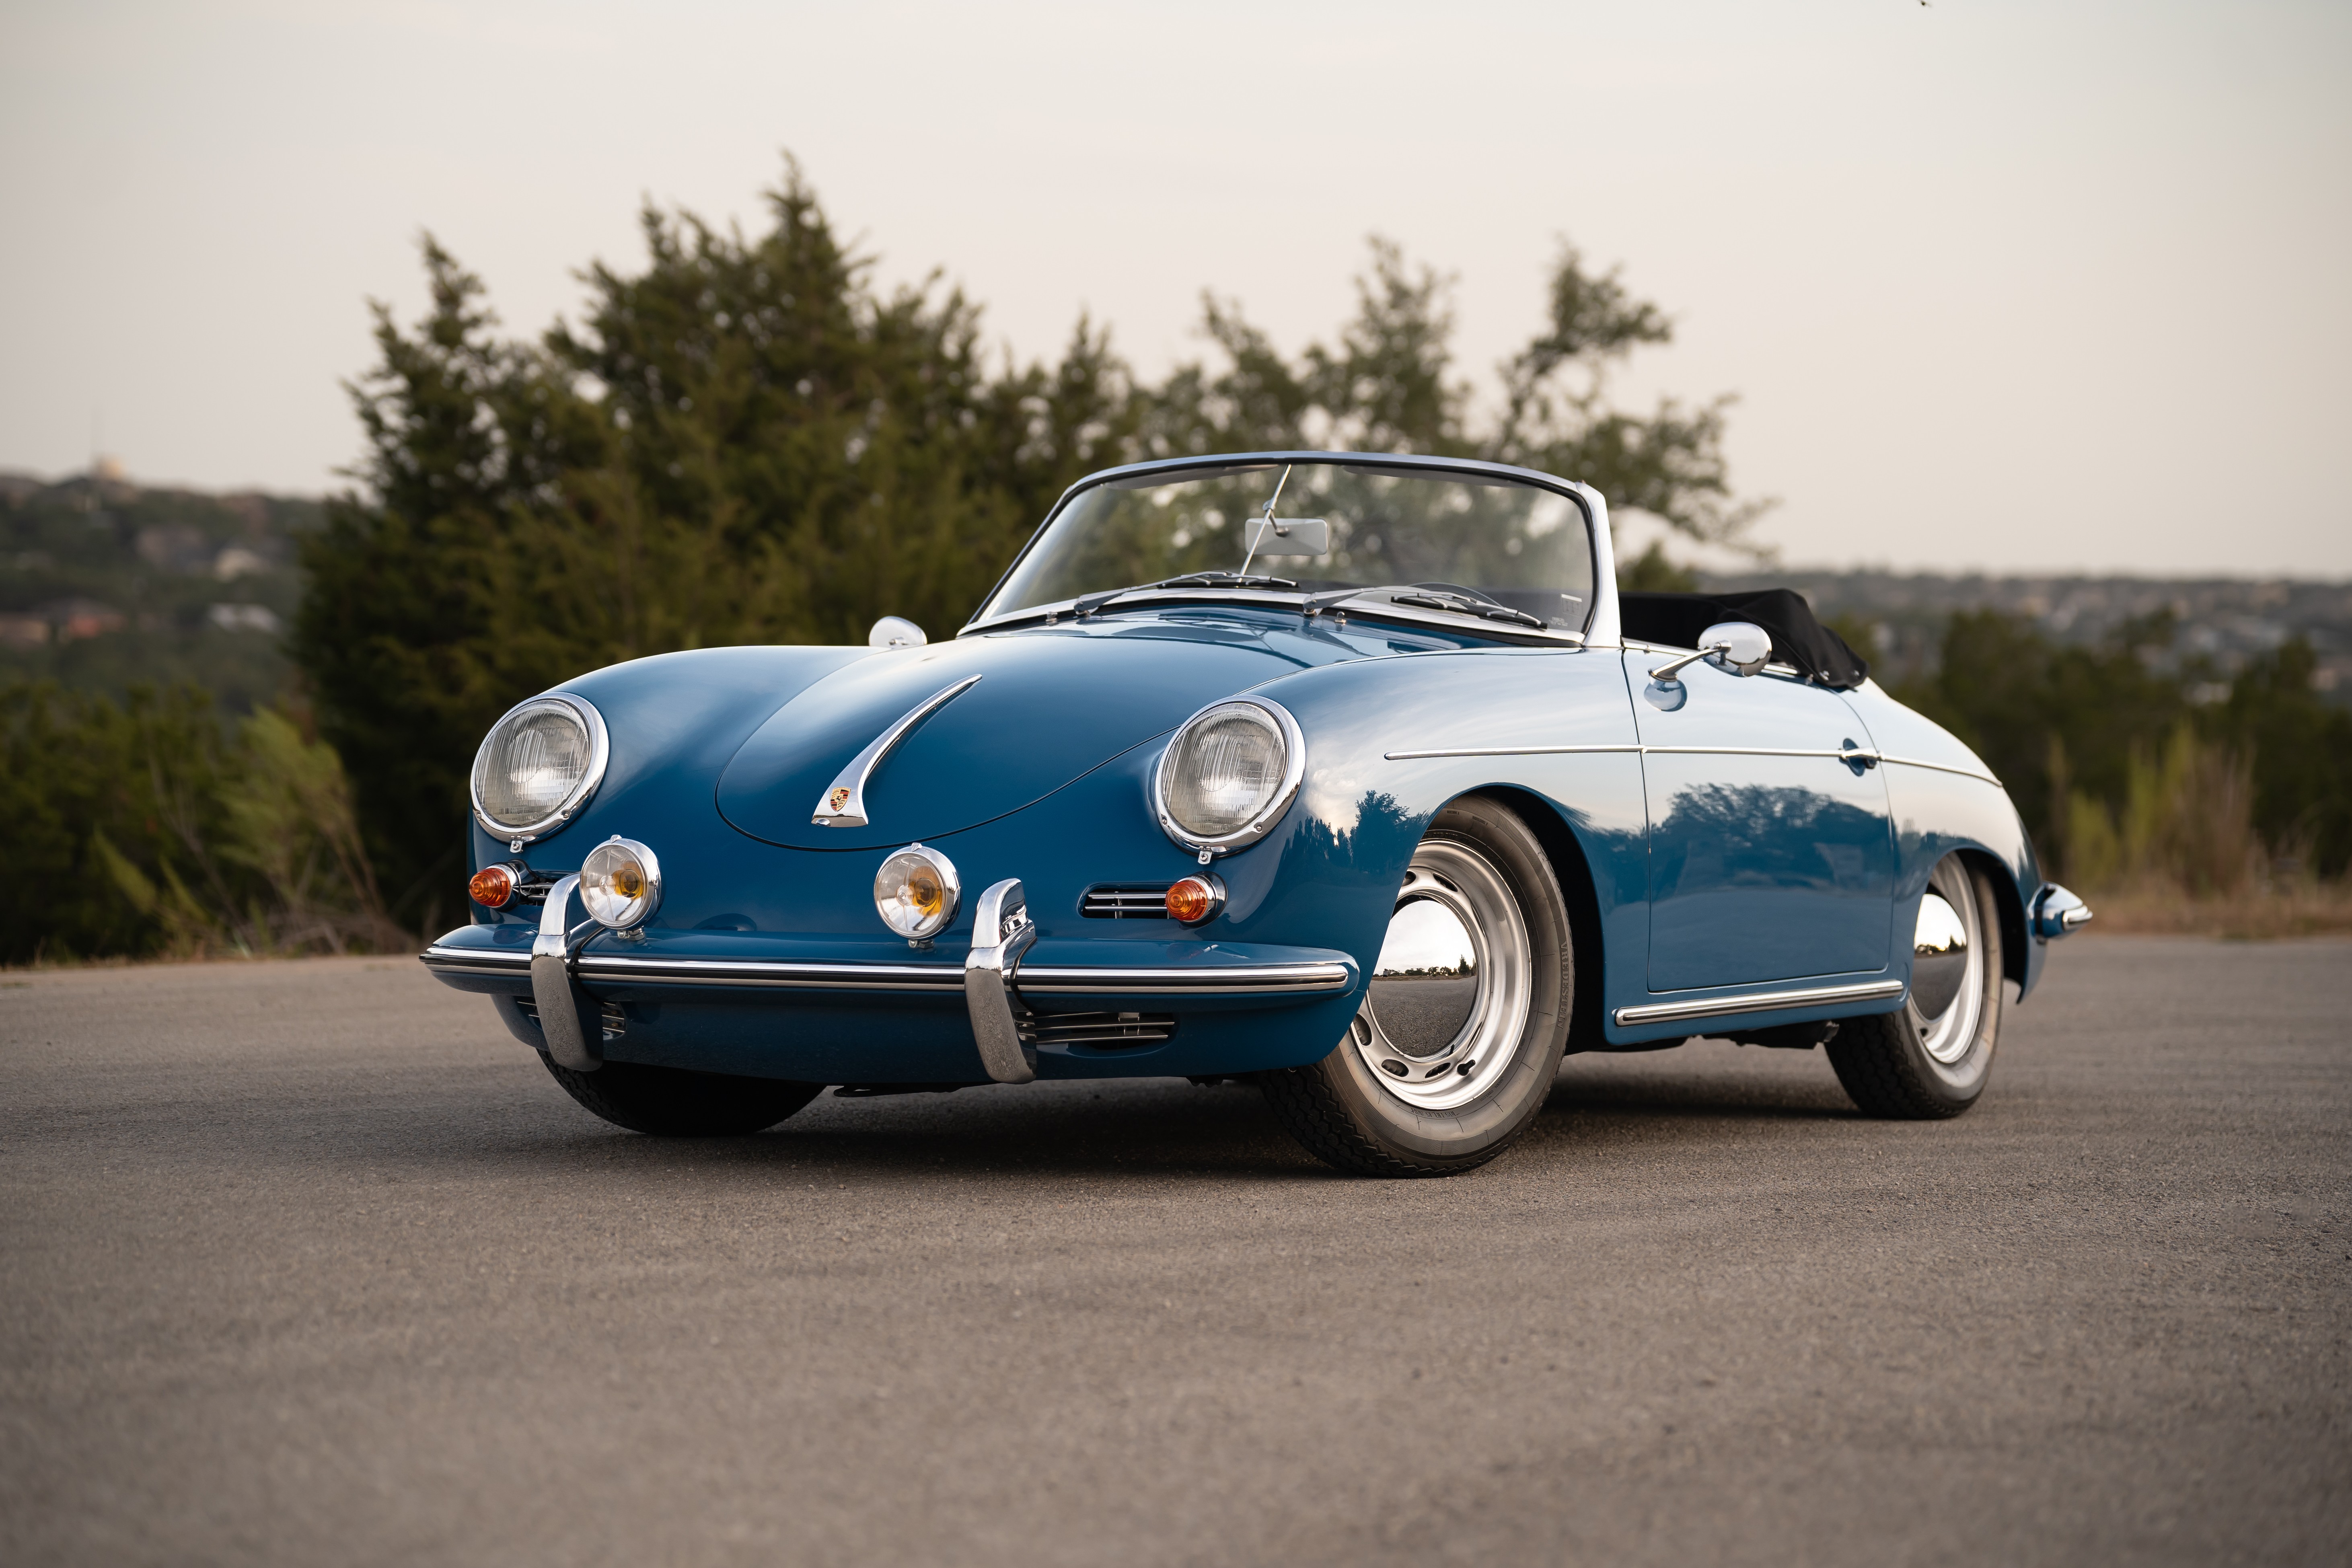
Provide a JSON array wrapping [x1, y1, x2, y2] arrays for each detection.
[[1349, 838, 1532, 1111], [1911, 857, 1985, 1067]]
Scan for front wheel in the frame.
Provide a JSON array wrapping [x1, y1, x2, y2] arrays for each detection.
[[1826, 853, 2004, 1118], [1259, 797, 1573, 1177], [541, 1055, 823, 1136]]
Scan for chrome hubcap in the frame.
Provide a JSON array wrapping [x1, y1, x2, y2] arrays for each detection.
[[1910, 859, 1985, 1066], [1350, 839, 1531, 1110]]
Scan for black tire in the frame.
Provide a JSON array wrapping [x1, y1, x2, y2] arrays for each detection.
[[1826, 855, 2004, 1119], [1259, 796, 1573, 1177], [540, 1054, 823, 1136]]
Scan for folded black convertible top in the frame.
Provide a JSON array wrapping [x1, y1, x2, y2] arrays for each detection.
[[1617, 589, 1870, 690]]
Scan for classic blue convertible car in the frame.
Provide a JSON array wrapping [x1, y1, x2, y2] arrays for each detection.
[[422, 453, 2091, 1175]]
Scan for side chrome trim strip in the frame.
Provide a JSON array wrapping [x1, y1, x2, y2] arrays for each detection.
[[1384, 743, 1641, 760], [1380, 741, 1998, 785], [1614, 977, 1906, 1028], [1873, 753, 2002, 784], [811, 673, 984, 828]]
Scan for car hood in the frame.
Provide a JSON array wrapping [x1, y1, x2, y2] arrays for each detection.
[[715, 612, 1376, 850]]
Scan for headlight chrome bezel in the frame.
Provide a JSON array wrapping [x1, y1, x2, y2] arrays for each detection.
[[1152, 696, 1307, 858], [469, 693, 611, 849]]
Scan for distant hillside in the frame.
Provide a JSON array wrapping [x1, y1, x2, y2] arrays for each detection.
[[1701, 567, 2352, 701], [0, 467, 319, 714], [6, 467, 2347, 715]]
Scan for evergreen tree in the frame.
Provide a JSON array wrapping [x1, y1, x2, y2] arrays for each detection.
[[296, 162, 1761, 914]]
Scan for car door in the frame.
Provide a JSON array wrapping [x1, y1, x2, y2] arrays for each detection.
[[1624, 646, 1896, 993]]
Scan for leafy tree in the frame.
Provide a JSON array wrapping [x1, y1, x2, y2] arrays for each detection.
[[0, 682, 395, 962], [296, 162, 1766, 915], [2211, 638, 2352, 876]]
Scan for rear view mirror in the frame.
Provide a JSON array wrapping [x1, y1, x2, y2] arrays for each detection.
[[1242, 518, 1330, 557], [868, 616, 927, 649]]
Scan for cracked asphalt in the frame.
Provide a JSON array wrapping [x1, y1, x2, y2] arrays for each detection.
[[4, 935, 2346, 1566]]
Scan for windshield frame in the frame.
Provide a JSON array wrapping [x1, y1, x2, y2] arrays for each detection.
[[961, 452, 1605, 646]]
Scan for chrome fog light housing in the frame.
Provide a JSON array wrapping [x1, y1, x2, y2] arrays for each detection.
[[1153, 697, 1305, 857], [580, 836, 662, 930], [874, 843, 960, 943], [470, 693, 609, 848]]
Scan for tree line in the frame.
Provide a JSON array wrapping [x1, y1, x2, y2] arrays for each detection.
[[2, 161, 2344, 960]]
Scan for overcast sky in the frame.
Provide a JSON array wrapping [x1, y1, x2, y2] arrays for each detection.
[[2, 0, 2346, 576]]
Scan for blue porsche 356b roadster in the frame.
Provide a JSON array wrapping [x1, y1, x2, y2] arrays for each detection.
[[422, 452, 2091, 1175]]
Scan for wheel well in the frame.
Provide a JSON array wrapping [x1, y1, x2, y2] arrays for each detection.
[[1956, 846, 2029, 990], [1456, 787, 1608, 1056]]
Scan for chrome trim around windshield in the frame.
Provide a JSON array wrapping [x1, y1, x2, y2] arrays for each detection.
[[1614, 977, 1906, 1027], [960, 450, 1612, 643], [468, 693, 611, 850], [1151, 695, 1308, 859], [810, 674, 983, 828]]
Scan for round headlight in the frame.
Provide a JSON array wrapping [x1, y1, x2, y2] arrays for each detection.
[[874, 844, 960, 942], [1153, 698, 1305, 854], [471, 694, 609, 845], [580, 837, 662, 930]]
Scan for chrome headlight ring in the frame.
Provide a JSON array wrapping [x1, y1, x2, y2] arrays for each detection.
[[1151, 695, 1307, 859], [469, 692, 611, 850]]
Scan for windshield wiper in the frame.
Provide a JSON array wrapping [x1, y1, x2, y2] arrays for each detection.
[[1386, 586, 1548, 630], [1063, 573, 1299, 620]]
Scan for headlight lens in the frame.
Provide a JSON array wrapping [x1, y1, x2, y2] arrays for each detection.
[[471, 695, 606, 838], [874, 844, 960, 941], [1155, 699, 1302, 851], [580, 837, 662, 929]]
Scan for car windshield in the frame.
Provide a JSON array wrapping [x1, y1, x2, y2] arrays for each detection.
[[974, 460, 1597, 632]]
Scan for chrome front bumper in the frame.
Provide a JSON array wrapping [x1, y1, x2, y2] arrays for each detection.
[[421, 879, 1355, 1084]]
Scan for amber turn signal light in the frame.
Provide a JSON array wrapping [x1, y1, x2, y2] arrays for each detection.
[[1164, 874, 1225, 925], [469, 863, 517, 909]]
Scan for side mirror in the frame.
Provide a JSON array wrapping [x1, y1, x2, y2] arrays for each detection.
[[1700, 621, 1772, 677], [1647, 620, 1773, 688], [868, 616, 927, 649]]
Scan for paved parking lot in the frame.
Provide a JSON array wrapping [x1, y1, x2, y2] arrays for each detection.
[[4, 936, 2347, 1565]]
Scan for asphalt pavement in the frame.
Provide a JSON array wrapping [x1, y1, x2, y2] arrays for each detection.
[[4, 936, 2347, 1566]]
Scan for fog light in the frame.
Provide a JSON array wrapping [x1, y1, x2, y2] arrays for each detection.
[[1165, 873, 1225, 925], [469, 863, 517, 910], [874, 843, 960, 943], [580, 836, 663, 930]]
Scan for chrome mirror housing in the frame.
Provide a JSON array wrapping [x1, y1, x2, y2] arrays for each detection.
[[1700, 621, 1772, 676], [868, 616, 927, 649]]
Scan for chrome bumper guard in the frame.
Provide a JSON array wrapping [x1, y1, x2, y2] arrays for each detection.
[[528, 874, 605, 1074], [964, 878, 1040, 1084]]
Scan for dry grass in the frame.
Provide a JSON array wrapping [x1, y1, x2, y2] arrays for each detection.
[[2078, 883, 2352, 939]]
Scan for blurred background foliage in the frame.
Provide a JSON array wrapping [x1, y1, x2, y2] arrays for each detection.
[[4, 161, 2347, 960]]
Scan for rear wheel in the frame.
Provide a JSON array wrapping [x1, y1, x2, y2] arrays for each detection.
[[1825, 853, 2004, 1118], [540, 1055, 823, 1136], [1259, 797, 1572, 1177]]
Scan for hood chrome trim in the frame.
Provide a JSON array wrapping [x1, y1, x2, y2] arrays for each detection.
[[810, 674, 984, 828]]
